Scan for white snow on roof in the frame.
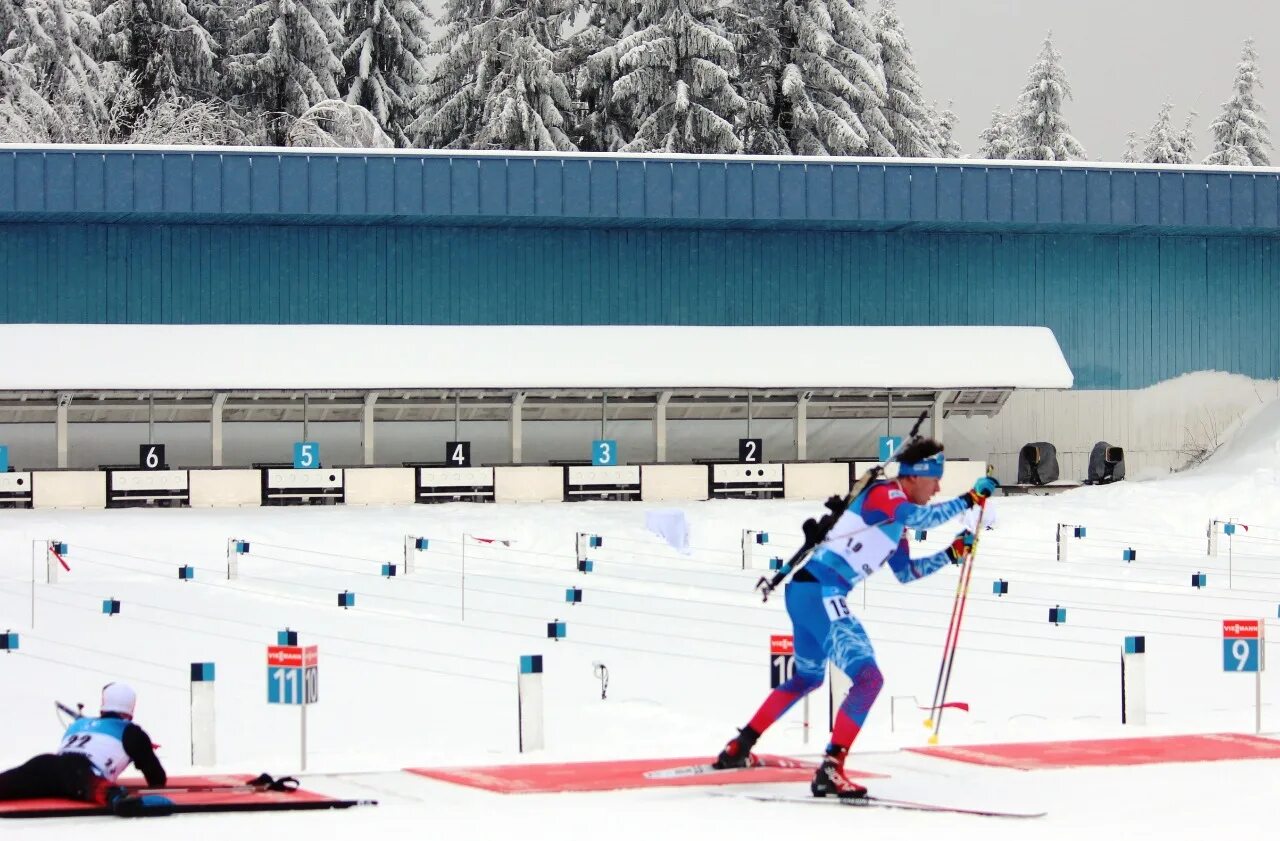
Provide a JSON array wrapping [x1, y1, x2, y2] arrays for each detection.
[[0, 324, 1073, 391]]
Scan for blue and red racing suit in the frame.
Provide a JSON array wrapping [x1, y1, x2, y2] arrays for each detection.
[[746, 480, 971, 750]]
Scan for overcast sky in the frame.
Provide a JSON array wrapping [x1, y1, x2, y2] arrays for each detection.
[[421, 0, 1277, 163], [898, 0, 1277, 161]]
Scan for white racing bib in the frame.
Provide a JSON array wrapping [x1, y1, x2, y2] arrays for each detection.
[[821, 509, 898, 585], [58, 719, 132, 782]]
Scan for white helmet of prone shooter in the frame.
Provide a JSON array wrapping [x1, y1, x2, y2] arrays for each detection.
[[100, 682, 137, 718]]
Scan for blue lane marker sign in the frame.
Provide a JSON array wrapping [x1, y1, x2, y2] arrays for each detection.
[[592, 440, 618, 466], [267, 645, 318, 704], [0, 445, 8, 473], [293, 442, 320, 469], [879, 436, 902, 462], [1223, 619, 1262, 672]]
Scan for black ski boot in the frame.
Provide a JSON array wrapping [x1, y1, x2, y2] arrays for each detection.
[[712, 725, 761, 769], [810, 747, 867, 799]]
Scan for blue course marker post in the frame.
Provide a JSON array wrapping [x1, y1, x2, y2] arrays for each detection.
[[741, 530, 770, 570], [1122, 637, 1146, 725], [403, 536, 429, 575], [190, 662, 216, 765], [517, 655, 544, 752], [227, 539, 250, 580]]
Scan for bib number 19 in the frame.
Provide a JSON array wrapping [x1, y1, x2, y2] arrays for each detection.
[[823, 595, 851, 621]]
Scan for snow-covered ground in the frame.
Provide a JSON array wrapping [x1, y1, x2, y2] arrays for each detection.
[[5, 404, 1280, 839]]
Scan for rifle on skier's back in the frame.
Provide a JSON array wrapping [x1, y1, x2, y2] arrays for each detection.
[[755, 410, 929, 602]]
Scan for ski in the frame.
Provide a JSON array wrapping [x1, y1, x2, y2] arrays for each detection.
[[644, 755, 813, 780], [723, 791, 1046, 819]]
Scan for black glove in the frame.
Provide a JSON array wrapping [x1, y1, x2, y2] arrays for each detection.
[[944, 530, 976, 564]]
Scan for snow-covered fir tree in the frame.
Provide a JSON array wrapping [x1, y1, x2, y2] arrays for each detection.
[[724, 0, 874, 155], [718, 0, 785, 154], [567, 0, 641, 152], [1204, 39, 1271, 166], [977, 106, 1017, 159], [1121, 130, 1140, 163], [413, 0, 576, 151], [337, 0, 432, 146], [0, 0, 105, 140], [828, 0, 894, 155], [228, 0, 344, 145], [288, 98, 393, 146], [874, 0, 933, 157], [595, 0, 745, 154], [1136, 102, 1195, 164], [1012, 33, 1085, 161], [0, 1, 57, 139], [930, 101, 961, 158], [97, 0, 219, 105]]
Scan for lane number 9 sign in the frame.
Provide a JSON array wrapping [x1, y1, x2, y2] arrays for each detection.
[[1223, 619, 1263, 672]]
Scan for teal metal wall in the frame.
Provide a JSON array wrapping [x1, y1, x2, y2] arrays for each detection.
[[2, 221, 1275, 389]]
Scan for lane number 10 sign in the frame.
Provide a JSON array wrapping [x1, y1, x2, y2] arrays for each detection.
[[770, 634, 795, 688]]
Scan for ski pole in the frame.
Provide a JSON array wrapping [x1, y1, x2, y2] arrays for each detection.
[[929, 498, 988, 744], [757, 410, 928, 602], [924, 496, 987, 730], [130, 774, 300, 796], [923, 536, 970, 730]]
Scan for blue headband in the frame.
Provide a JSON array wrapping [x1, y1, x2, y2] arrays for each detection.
[[898, 452, 945, 478]]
